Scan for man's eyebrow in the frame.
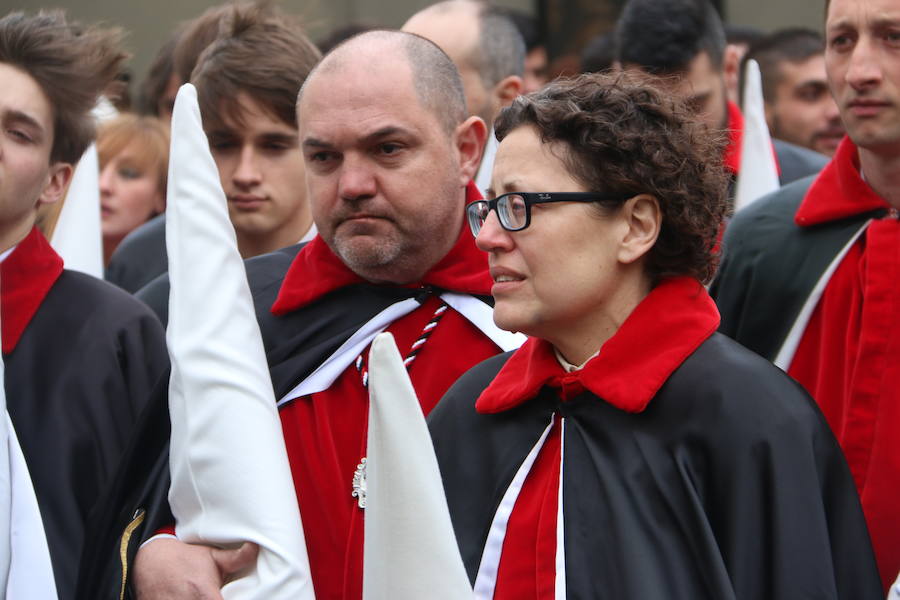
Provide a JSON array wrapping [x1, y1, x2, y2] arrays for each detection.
[[3, 109, 45, 140], [259, 132, 299, 144], [302, 126, 414, 150], [302, 137, 332, 149], [361, 126, 412, 143], [872, 16, 900, 30]]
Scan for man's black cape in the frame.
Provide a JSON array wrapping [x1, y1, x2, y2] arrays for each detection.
[[428, 332, 883, 599], [710, 175, 886, 360], [76, 244, 492, 598], [5, 270, 168, 600], [104, 214, 167, 294]]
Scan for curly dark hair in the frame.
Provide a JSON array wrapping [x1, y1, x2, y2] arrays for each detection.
[[495, 71, 728, 284]]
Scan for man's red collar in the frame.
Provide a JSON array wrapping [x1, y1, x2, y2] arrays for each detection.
[[796, 137, 890, 227], [2, 227, 64, 353], [475, 277, 720, 414], [723, 101, 744, 175], [271, 182, 492, 315]]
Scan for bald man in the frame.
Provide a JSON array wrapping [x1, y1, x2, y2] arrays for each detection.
[[403, 0, 524, 192], [86, 30, 520, 599]]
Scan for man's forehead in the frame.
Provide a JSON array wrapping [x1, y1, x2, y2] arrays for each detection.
[[0, 63, 53, 136], [827, 0, 900, 28], [299, 61, 422, 131], [212, 93, 295, 136], [779, 55, 826, 84]]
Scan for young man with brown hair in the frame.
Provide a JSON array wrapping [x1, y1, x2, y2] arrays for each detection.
[[105, 1, 321, 292], [743, 28, 845, 157], [0, 11, 168, 599]]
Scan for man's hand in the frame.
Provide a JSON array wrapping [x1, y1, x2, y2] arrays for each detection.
[[133, 537, 259, 599]]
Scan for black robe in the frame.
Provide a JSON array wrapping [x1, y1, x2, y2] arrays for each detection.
[[429, 279, 881, 599], [104, 214, 168, 294], [710, 174, 884, 361], [2, 229, 169, 600]]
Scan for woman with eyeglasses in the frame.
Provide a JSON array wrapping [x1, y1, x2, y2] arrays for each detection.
[[428, 73, 881, 599]]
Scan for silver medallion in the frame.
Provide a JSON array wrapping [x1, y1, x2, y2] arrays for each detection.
[[351, 457, 367, 509]]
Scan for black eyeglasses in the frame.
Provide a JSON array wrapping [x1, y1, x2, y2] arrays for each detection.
[[466, 192, 627, 236]]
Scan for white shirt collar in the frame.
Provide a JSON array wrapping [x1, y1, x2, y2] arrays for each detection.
[[553, 346, 600, 373], [298, 223, 317, 244]]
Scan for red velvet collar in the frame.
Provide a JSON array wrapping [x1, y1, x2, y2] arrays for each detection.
[[722, 101, 744, 175], [271, 182, 492, 314], [475, 277, 720, 414], [1, 227, 64, 354], [795, 137, 890, 227]]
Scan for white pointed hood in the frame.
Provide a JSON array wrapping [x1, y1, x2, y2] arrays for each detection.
[[165, 83, 314, 599], [363, 332, 473, 599], [734, 59, 780, 213]]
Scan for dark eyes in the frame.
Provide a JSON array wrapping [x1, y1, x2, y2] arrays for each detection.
[[378, 142, 403, 156]]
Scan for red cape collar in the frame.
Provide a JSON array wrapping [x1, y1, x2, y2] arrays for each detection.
[[795, 137, 890, 227], [723, 101, 744, 175], [475, 277, 720, 414], [271, 182, 492, 314], [1, 227, 64, 353]]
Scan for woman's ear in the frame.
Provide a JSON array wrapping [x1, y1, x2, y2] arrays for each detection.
[[617, 194, 661, 265]]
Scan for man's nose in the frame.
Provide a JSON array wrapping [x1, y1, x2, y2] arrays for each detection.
[[233, 146, 262, 187], [337, 155, 376, 201]]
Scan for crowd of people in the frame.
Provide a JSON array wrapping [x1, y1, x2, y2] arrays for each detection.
[[0, 0, 897, 598]]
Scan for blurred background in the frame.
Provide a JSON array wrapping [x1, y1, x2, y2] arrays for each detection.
[[7, 0, 823, 90]]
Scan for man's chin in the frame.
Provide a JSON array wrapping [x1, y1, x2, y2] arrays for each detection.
[[334, 236, 399, 272]]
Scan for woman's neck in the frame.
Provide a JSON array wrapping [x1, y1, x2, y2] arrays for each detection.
[[549, 273, 652, 366]]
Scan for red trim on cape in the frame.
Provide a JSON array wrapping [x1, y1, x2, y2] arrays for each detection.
[[795, 137, 890, 227], [271, 182, 491, 315], [1, 227, 64, 354], [723, 101, 744, 175], [476, 277, 720, 414]]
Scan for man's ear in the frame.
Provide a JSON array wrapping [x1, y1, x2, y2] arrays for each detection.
[[492, 74, 523, 110], [38, 162, 74, 207], [455, 115, 489, 185], [617, 194, 661, 265]]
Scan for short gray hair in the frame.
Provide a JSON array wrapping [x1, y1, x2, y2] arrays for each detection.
[[476, 4, 525, 88]]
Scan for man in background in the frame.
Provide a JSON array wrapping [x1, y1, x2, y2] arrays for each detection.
[[403, 0, 524, 193], [105, 1, 320, 292], [615, 0, 827, 189], [744, 28, 845, 157]]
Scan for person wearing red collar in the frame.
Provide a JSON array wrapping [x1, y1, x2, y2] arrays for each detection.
[[615, 0, 828, 194], [89, 31, 522, 599], [713, 0, 900, 591], [0, 12, 169, 600], [429, 73, 881, 599]]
